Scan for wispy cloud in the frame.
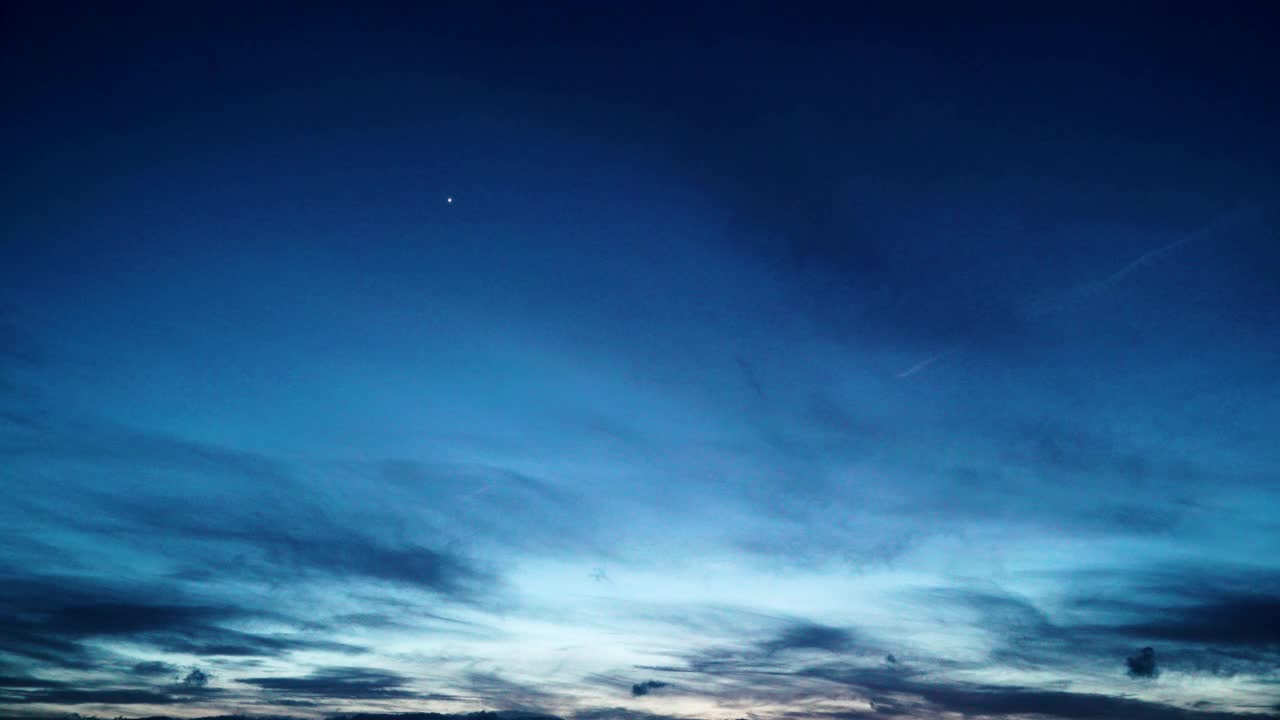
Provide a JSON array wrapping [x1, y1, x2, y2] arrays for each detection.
[[898, 206, 1264, 377], [237, 667, 426, 700]]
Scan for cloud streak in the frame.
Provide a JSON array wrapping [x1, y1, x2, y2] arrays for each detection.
[[237, 667, 423, 700], [899, 206, 1263, 377]]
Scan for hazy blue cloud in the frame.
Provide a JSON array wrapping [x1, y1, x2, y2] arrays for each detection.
[[3, 423, 500, 602], [459, 672, 561, 713]]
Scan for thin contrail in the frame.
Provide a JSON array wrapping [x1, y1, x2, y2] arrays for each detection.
[[895, 206, 1260, 379], [1024, 206, 1258, 320], [895, 345, 961, 378]]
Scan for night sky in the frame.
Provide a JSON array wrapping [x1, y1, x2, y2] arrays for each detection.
[[2, 3, 1279, 720]]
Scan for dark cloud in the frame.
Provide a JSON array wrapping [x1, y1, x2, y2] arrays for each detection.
[[0, 675, 63, 688], [574, 709, 689, 720], [763, 623, 856, 655], [0, 584, 113, 669], [43, 603, 240, 637], [182, 668, 211, 688], [0, 577, 365, 670], [1159, 647, 1278, 678], [0, 713, 562, 720], [629, 680, 667, 697], [236, 667, 417, 700], [0, 623, 94, 670], [1063, 570, 1280, 681], [1118, 594, 1280, 648], [1, 688, 183, 705], [271, 698, 322, 707], [132, 661, 179, 677], [1127, 646, 1160, 678]]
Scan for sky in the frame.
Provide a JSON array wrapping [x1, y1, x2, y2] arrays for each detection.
[[2, 2, 1279, 720]]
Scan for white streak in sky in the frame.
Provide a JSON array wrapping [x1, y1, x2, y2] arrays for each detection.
[[896, 345, 961, 378], [1024, 206, 1258, 320], [895, 206, 1260, 379]]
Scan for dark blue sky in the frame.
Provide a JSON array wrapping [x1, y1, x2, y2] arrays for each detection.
[[2, 3, 1279, 720]]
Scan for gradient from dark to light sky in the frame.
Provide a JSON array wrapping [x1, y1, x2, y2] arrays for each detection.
[[2, 3, 1279, 720]]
